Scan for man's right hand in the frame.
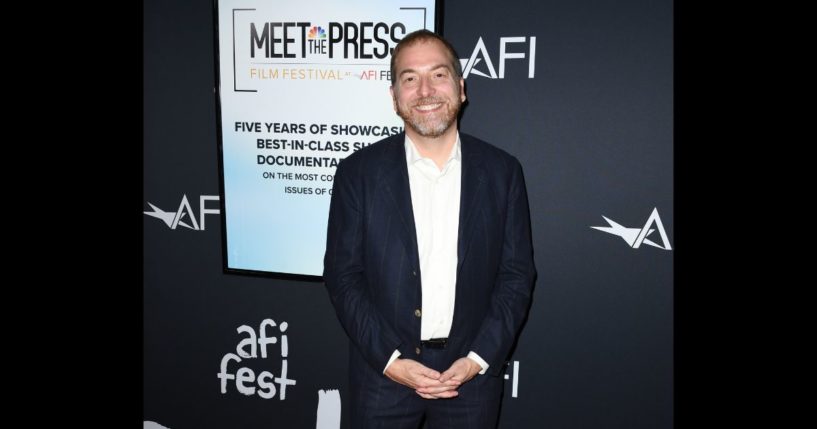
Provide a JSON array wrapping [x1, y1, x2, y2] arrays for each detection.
[[384, 358, 461, 399]]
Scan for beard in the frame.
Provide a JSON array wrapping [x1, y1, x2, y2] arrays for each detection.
[[396, 96, 462, 138]]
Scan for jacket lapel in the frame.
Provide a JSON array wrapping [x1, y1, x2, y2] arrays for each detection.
[[380, 134, 420, 272], [457, 134, 487, 275]]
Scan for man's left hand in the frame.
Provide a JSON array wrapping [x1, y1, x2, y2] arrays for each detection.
[[437, 357, 482, 386]]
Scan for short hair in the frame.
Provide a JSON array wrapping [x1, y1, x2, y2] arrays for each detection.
[[390, 29, 463, 85]]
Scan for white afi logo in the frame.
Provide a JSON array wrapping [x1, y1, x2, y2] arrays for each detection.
[[591, 208, 672, 250], [217, 318, 296, 400], [459, 36, 536, 79], [144, 194, 220, 231]]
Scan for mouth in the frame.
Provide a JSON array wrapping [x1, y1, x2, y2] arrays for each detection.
[[413, 102, 443, 112]]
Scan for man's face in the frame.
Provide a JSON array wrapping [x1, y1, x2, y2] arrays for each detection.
[[390, 40, 466, 138]]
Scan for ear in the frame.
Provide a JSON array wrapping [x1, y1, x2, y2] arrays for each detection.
[[459, 78, 466, 102]]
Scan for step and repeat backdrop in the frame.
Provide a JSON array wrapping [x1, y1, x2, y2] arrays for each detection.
[[144, 0, 672, 427]]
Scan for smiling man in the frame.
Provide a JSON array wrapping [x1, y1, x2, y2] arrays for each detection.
[[324, 29, 536, 429]]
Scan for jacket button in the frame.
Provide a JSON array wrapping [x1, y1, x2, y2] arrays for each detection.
[[414, 309, 422, 317], [415, 347, 421, 355], [412, 270, 417, 277]]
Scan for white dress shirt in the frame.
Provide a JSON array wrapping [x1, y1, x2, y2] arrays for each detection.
[[409, 134, 461, 341], [383, 133, 488, 375]]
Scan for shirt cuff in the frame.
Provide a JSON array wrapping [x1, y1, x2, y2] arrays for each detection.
[[383, 349, 402, 374], [467, 351, 489, 375]]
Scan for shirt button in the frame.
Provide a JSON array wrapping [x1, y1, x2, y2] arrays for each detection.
[[414, 309, 422, 317], [415, 347, 421, 355]]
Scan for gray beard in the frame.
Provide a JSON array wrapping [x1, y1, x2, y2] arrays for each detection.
[[406, 114, 454, 137], [398, 99, 460, 138]]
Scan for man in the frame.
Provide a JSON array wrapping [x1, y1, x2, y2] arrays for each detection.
[[324, 29, 536, 428]]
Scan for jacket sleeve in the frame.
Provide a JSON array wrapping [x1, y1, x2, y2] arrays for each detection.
[[323, 160, 403, 372], [469, 159, 536, 376]]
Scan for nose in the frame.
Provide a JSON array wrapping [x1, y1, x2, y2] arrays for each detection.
[[417, 76, 434, 97]]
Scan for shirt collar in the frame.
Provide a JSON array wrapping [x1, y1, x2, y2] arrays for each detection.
[[405, 133, 462, 167]]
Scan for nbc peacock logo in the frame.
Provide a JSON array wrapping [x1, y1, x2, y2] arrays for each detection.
[[307, 26, 326, 39]]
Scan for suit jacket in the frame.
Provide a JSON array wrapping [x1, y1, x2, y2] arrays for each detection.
[[324, 132, 536, 378]]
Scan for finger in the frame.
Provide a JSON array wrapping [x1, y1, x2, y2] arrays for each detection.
[[415, 377, 460, 389], [419, 368, 442, 380], [407, 361, 441, 379], [434, 376, 462, 387], [429, 390, 459, 399], [414, 378, 441, 389], [416, 389, 459, 399], [439, 366, 464, 382], [416, 384, 459, 394]]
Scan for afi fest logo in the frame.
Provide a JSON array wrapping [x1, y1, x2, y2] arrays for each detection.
[[591, 208, 672, 250], [218, 318, 296, 399], [459, 36, 536, 79], [144, 194, 220, 231]]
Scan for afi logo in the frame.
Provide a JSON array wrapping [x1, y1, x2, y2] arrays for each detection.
[[591, 208, 672, 250], [459, 36, 536, 79], [144, 194, 220, 231]]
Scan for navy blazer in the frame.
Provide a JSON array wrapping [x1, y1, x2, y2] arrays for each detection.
[[324, 132, 535, 377]]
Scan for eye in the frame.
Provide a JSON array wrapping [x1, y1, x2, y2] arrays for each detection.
[[401, 75, 419, 86]]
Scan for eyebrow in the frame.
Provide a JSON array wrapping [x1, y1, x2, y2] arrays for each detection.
[[399, 64, 451, 77]]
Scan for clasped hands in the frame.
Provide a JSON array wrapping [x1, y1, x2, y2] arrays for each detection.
[[385, 357, 482, 399]]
